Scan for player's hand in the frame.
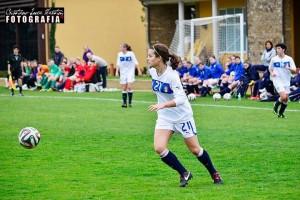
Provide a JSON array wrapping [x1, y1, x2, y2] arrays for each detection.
[[271, 72, 276, 77], [148, 104, 165, 112]]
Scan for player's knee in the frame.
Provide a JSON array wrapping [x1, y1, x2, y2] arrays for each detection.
[[191, 147, 204, 156], [190, 147, 201, 155], [281, 95, 288, 102], [154, 145, 167, 155]]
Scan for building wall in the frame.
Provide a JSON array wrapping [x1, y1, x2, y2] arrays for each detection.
[[198, 0, 246, 17], [247, 0, 283, 64], [55, 0, 147, 67], [148, 4, 178, 46]]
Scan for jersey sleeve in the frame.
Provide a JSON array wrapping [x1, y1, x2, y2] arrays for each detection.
[[131, 52, 139, 65], [170, 71, 186, 106], [289, 57, 296, 70]]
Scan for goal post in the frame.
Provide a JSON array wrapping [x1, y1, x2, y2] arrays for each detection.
[[170, 14, 246, 64]]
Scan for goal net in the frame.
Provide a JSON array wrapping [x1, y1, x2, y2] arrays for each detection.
[[169, 14, 245, 63]]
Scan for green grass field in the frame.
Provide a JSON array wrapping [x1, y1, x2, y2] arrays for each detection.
[[0, 87, 299, 200]]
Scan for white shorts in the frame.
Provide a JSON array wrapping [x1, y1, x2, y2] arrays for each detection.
[[274, 82, 290, 94], [120, 72, 135, 84], [155, 118, 197, 139]]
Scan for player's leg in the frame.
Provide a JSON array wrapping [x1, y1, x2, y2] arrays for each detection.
[[17, 77, 23, 96], [121, 83, 128, 107], [100, 66, 107, 89], [184, 135, 223, 184], [154, 128, 190, 187], [127, 82, 134, 107], [192, 78, 200, 95], [277, 91, 289, 118], [186, 78, 194, 94], [200, 79, 210, 96], [127, 72, 135, 107], [273, 83, 288, 117]]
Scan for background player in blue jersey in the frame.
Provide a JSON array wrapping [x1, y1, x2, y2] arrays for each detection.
[[147, 43, 223, 187]]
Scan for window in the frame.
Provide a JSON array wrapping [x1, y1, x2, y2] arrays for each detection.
[[218, 8, 247, 52]]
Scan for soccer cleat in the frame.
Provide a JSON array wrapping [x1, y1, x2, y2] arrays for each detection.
[[10, 92, 14, 96], [179, 171, 193, 187], [121, 104, 127, 108], [212, 172, 223, 184], [278, 114, 287, 119], [128, 104, 132, 108], [19, 93, 24, 96]]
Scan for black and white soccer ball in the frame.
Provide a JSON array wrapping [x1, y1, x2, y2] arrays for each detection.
[[223, 93, 232, 100], [213, 93, 221, 101], [18, 127, 41, 149]]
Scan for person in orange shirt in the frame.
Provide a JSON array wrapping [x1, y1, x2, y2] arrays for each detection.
[[36, 64, 49, 89]]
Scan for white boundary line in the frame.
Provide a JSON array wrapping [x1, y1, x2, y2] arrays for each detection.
[[1, 94, 299, 112]]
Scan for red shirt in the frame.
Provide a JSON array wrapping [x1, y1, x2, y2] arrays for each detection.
[[84, 64, 97, 82]]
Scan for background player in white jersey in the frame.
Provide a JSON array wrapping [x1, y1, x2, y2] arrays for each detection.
[[269, 43, 296, 118], [116, 43, 141, 107], [147, 43, 223, 187]]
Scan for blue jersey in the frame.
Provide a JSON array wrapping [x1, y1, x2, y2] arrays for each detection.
[[225, 63, 235, 75], [210, 63, 224, 79], [188, 65, 200, 77], [177, 66, 188, 78], [198, 66, 211, 80], [233, 62, 245, 81]]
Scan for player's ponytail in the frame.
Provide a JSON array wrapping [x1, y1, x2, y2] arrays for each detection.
[[152, 43, 180, 70], [169, 53, 180, 70]]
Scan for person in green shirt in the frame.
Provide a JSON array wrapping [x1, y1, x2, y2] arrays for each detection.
[[41, 59, 62, 91]]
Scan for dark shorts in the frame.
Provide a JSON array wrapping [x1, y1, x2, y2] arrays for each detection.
[[11, 70, 22, 80]]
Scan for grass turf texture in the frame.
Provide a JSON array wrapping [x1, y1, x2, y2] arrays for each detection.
[[0, 87, 299, 200]]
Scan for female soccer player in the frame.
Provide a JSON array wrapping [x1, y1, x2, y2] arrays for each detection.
[[116, 43, 141, 107], [269, 43, 296, 118], [147, 43, 223, 187]]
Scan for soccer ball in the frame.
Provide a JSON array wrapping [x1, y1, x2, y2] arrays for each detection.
[[18, 127, 41, 149], [223, 93, 231, 100], [187, 93, 197, 101], [213, 93, 221, 101], [260, 92, 268, 100]]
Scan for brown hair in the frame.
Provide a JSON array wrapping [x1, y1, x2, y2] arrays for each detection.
[[122, 43, 132, 51], [152, 43, 180, 70], [265, 40, 273, 48]]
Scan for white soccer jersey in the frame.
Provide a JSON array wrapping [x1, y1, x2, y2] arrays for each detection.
[[269, 55, 296, 86], [149, 66, 193, 123], [117, 51, 138, 76]]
